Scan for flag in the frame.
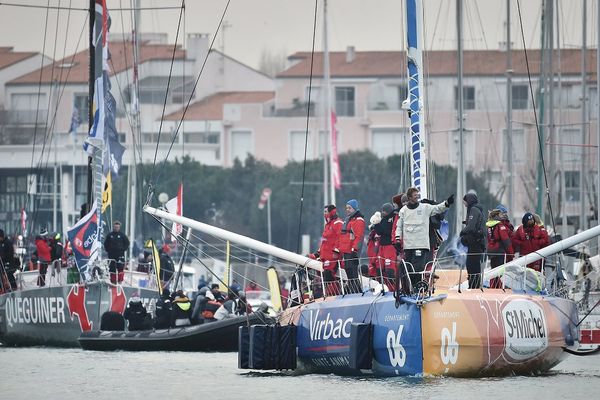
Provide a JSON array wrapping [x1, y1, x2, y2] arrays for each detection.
[[258, 187, 272, 210], [105, 130, 125, 179], [20, 208, 27, 237], [149, 239, 162, 295], [87, 1, 109, 149], [69, 105, 81, 139], [331, 111, 342, 189], [67, 202, 101, 281], [165, 183, 183, 241], [101, 171, 112, 213]]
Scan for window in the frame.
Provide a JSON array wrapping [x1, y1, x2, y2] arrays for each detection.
[[74, 94, 89, 125], [561, 129, 582, 163], [565, 171, 580, 202], [75, 169, 87, 210], [335, 86, 355, 116], [11, 93, 46, 110], [289, 131, 311, 161], [231, 130, 253, 163], [371, 128, 410, 158], [184, 132, 220, 144], [503, 129, 526, 163], [512, 85, 529, 109], [454, 86, 475, 110]]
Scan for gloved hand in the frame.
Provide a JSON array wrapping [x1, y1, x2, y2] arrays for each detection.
[[393, 242, 402, 253], [446, 194, 455, 206]]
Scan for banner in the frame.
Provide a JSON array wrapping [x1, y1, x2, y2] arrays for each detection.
[[87, 0, 109, 148], [331, 111, 342, 189], [101, 171, 112, 213], [67, 203, 101, 281], [258, 187, 271, 210], [165, 183, 183, 240], [149, 239, 162, 295]]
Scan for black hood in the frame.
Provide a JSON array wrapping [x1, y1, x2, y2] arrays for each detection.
[[463, 193, 478, 207]]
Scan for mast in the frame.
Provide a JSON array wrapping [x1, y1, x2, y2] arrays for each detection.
[[597, 0, 600, 243], [323, 0, 332, 206], [455, 0, 465, 234], [506, 0, 514, 220], [128, 0, 141, 264], [580, 0, 587, 231], [405, 0, 428, 198], [87, 0, 95, 212], [547, 0, 555, 224], [557, 0, 567, 236], [536, 2, 547, 216]]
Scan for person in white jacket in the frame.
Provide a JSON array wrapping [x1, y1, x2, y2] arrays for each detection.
[[395, 187, 454, 290]]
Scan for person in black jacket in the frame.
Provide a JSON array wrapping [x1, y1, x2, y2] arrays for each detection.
[[0, 230, 17, 290], [460, 193, 486, 289], [123, 297, 150, 331], [372, 203, 398, 290], [104, 221, 130, 284], [154, 288, 172, 329]]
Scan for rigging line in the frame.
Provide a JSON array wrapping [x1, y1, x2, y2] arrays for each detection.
[[149, 0, 185, 186], [0, 2, 182, 11], [23, 12, 88, 236], [516, 0, 556, 233], [24, 0, 51, 219], [294, 0, 318, 254], [187, 228, 297, 270], [191, 234, 297, 272], [150, 0, 232, 190]]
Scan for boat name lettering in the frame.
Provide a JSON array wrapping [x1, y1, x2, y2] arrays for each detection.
[[433, 311, 460, 319], [502, 300, 548, 360], [308, 309, 352, 341], [4, 296, 67, 328], [384, 314, 408, 322]]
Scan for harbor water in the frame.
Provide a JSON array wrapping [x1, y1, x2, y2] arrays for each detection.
[[0, 347, 598, 399]]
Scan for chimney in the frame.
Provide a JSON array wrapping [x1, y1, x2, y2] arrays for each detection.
[[346, 46, 355, 63], [187, 33, 210, 65]]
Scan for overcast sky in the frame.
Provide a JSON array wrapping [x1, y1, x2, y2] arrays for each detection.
[[0, 0, 597, 69]]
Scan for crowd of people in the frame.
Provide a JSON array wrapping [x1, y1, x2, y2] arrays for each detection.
[[308, 186, 552, 295], [122, 284, 253, 331]]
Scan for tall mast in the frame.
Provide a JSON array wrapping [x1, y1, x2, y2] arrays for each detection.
[[597, 0, 600, 243], [506, 0, 513, 219], [87, 0, 95, 212], [547, 0, 555, 224], [455, 0, 465, 234], [323, 0, 334, 206], [580, 0, 587, 231], [129, 0, 141, 263], [557, 0, 567, 236], [405, 0, 428, 198], [536, 2, 547, 216]]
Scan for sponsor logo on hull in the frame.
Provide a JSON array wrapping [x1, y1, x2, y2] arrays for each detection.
[[502, 299, 548, 361], [309, 309, 353, 341], [5, 296, 67, 328]]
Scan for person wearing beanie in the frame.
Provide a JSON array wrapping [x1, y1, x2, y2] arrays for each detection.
[[512, 212, 549, 271], [339, 199, 366, 293], [486, 208, 514, 288], [395, 187, 454, 292], [154, 288, 173, 329], [371, 203, 398, 290], [308, 205, 343, 295], [460, 192, 487, 289], [35, 228, 52, 287]]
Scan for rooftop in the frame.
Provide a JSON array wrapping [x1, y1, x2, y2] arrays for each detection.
[[9, 41, 186, 85], [279, 49, 598, 80], [163, 91, 275, 121], [0, 47, 38, 70]]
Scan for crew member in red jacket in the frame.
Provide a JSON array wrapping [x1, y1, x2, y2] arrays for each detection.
[[486, 208, 514, 287], [339, 199, 365, 294], [372, 203, 398, 291], [512, 212, 548, 271], [309, 205, 343, 295], [35, 228, 52, 287]]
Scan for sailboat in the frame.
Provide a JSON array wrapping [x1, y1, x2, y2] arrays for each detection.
[[0, 1, 158, 347], [143, 0, 595, 376]]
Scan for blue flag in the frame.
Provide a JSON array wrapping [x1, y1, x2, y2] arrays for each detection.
[[67, 202, 101, 280]]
